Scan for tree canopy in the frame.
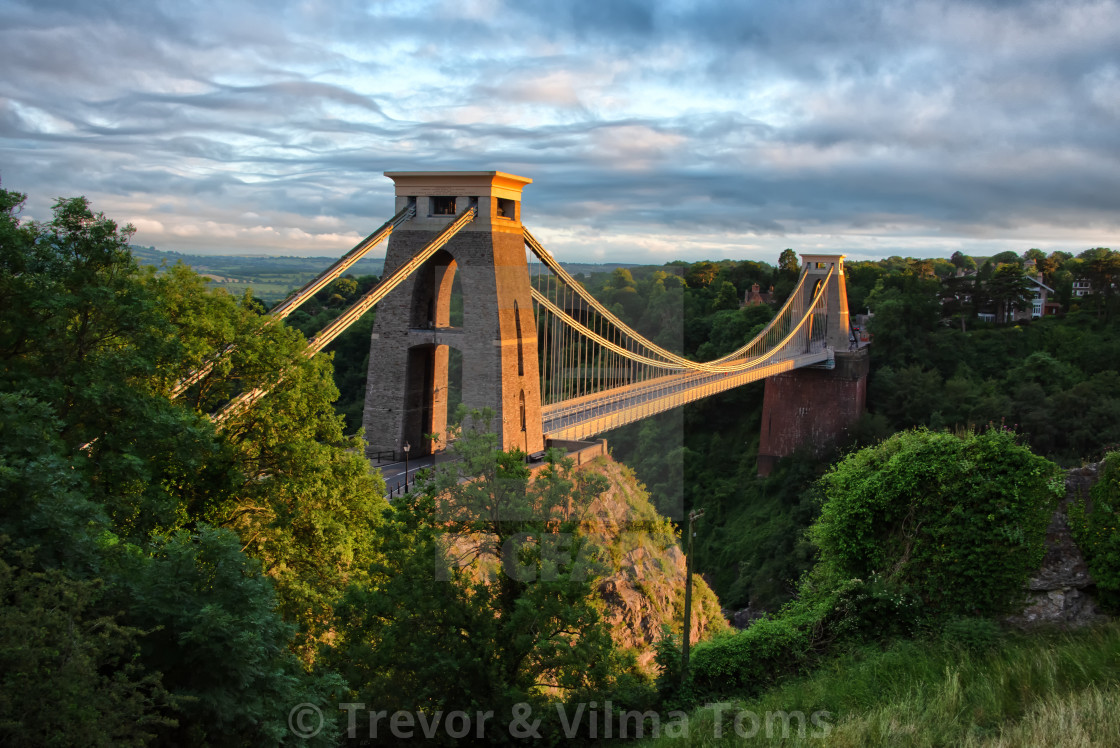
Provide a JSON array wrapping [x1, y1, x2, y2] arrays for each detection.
[[0, 189, 384, 744]]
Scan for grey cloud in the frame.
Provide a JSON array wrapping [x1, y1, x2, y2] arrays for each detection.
[[1, 0, 1118, 259]]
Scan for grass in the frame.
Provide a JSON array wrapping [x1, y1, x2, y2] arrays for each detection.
[[639, 622, 1120, 746]]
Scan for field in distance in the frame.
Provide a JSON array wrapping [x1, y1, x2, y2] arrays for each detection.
[[132, 245, 639, 305]]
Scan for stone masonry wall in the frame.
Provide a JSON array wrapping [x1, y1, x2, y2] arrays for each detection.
[[1008, 462, 1109, 629], [756, 348, 869, 476]]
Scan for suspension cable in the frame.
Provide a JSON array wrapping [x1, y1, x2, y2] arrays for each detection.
[[170, 204, 416, 399], [210, 208, 476, 428]]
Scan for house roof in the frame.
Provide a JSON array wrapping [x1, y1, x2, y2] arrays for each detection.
[[1024, 274, 1054, 293]]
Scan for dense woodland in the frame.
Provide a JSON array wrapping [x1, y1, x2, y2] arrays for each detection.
[[4, 189, 1120, 745]]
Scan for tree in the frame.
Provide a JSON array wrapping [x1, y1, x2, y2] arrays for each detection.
[[0, 547, 173, 748], [0, 189, 387, 741], [949, 251, 976, 272], [1035, 251, 1068, 284], [939, 273, 976, 331], [870, 365, 943, 429], [778, 248, 800, 277], [864, 272, 940, 364], [331, 414, 648, 741], [107, 527, 343, 747], [1075, 247, 1120, 320], [609, 266, 637, 290], [685, 261, 718, 288], [987, 264, 1035, 323], [712, 280, 740, 312], [989, 250, 1023, 267]]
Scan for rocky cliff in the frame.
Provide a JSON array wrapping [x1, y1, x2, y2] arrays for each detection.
[[446, 454, 727, 672], [576, 457, 728, 669], [1008, 462, 1109, 628]]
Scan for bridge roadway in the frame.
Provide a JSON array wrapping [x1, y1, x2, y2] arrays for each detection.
[[541, 346, 833, 442]]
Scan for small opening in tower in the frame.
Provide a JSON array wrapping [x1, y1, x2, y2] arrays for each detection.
[[447, 348, 463, 418], [496, 198, 515, 219], [406, 196, 417, 211], [430, 196, 456, 216]]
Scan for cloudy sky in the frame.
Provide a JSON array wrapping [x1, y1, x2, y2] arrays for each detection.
[[2, 0, 1119, 264]]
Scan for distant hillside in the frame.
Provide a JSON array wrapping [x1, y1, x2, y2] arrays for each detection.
[[130, 245, 639, 304], [131, 245, 386, 303]]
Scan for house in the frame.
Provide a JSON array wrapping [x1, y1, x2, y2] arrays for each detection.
[[1014, 273, 1057, 321], [741, 283, 774, 307]]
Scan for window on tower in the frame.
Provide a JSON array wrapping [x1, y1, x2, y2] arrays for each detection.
[[430, 196, 456, 216]]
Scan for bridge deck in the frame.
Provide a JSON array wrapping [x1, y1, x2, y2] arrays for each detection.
[[542, 347, 833, 441]]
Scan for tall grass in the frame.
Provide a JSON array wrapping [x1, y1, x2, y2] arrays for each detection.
[[640, 622, 1120, 746]]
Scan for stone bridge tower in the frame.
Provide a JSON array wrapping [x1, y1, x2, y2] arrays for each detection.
[[757, 254, 868, 475], [362, 171, 545, 460]]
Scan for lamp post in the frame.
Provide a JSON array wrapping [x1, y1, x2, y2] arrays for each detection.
[[681, 507, 704, 685], [402, 441, 411, 493]]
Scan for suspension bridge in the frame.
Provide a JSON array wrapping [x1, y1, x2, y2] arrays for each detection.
[[186, 171, 867, 476]]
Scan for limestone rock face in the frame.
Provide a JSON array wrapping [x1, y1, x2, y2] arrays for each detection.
[[445, 455, 727, 673], [1007, 463, 1109, 629], [576, 457, 728, 670]]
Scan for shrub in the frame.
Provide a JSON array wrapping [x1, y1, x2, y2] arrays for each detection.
[[828, 571, 926, 641], [810, 428, 1062, 619], [687, 587, 842, 699]]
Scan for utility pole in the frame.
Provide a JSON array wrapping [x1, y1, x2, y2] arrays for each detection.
[[403, 441, 411, 493], [681, 507, 704, 685]]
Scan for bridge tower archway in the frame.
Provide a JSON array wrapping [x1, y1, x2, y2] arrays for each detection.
[[363, 172, 545, 460]]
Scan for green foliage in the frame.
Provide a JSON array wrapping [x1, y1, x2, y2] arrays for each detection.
[[107, 527, 343, 746], [689, 612, 815, 697], [283, 274, 381, 432], [988, 263, 1035, 323], [712, 281, 740, 311], [0, 546, 173, 747], [653, 624, 684, 696], [1075, 247, 1120, 321], [687, 568, 923, 700], [940, 616, 1003, 652], [811, 428, 1062, 618], [1069, 451, 1120, 612], [864, 270, 941, 363], [330, 415, 653, 743], [827, 571, 926, 642], [0, 189, 389, 743], [608, 381, 827, 615], [950, 250, 976, 271], [778, 248, 800, 276], [0, 392, 112, 571], [855, 246, 1120, 462]]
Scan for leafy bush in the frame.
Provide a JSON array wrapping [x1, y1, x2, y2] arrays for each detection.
[[1070, 451, 1120, 612], [810, 428, 1062, 619], [687, 590, 836, 698], [828, 571, 926, 641]]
